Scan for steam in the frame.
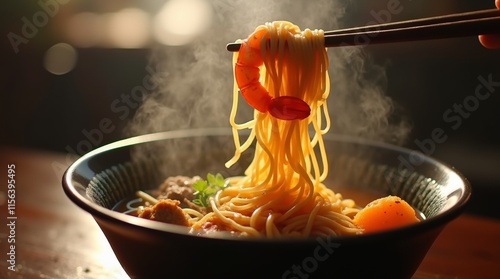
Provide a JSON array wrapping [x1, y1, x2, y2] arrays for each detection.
[[125, 0, 410, 145]]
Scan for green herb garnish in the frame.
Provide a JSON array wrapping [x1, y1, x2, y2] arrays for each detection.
[[192, 173, 229, 208]]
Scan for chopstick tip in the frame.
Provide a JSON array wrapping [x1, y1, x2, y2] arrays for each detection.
[[226, 43, 240, 52]]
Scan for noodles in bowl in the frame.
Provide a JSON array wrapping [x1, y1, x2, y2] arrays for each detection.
[[63, 130, 470, 278], [62, 21, 471, 278], [111, 21, 421, 238]]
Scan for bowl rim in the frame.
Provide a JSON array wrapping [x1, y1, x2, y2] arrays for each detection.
[[62, 127, 472, 243]]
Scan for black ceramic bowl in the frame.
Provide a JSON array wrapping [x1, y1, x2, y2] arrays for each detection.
[[62, 128, 470, 279]]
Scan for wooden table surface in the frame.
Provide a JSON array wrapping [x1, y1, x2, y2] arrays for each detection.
[[0, 146, 499, 279]]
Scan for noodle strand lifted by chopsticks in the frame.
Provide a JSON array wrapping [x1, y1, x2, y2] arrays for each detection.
[[188, 21, 362, 237]]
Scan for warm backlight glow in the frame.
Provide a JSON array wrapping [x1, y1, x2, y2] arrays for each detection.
[[66, 8, 151, 48], [65, 12, 104, 48], [153, 0, 213, 46], [63, 1, 214, 48], [105, 8, 151, 48]]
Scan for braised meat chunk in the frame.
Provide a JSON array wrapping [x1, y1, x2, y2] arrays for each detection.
[[137, 199, 189, 226], [153, 176, 201, 206]]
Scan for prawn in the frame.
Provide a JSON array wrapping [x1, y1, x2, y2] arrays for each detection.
[[234, 29, 311, 121]]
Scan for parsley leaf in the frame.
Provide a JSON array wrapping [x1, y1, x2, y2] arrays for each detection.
[[192, 173, 228, 208]]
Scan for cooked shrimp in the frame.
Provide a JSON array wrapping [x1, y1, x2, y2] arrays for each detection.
[[234, 26, 311, 120]]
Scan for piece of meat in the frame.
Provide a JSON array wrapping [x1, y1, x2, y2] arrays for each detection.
[[137, 199, 189, 226], [153, 176, 201, 205]]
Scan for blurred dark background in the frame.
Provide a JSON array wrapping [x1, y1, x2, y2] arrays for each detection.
[[1, 1, 499, 219]]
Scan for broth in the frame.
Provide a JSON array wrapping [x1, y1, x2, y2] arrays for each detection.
[[112, 193, 153, 217]]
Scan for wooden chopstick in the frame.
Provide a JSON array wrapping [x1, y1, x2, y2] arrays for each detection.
[[324, 8, 500, 35], [226, 8, 500, 52]]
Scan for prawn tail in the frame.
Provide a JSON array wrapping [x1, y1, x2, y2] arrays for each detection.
[[268, 96, 311, 120]]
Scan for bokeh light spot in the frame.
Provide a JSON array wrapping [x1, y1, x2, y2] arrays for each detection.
[[66, 12, 104, 48], [153, 0, 213, 46], [44, 43, 78, 75], [106, 8, 151, 48]]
